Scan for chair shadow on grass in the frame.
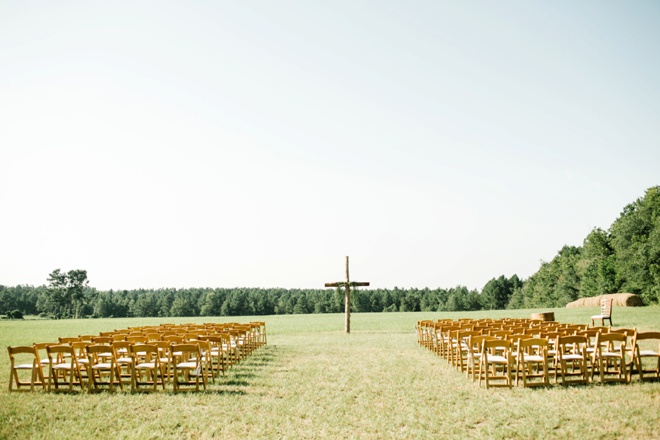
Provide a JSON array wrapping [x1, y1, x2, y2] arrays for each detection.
[[200, 344, 281, 395]]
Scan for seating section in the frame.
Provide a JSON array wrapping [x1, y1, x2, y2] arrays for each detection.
[[417, 317, 656, 388], [8, 321, 266, 392], [8, 317, 655, 393]]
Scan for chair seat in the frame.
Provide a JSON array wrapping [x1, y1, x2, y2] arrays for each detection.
[[639, 349, 659, 357], [601, 352, 624, 359], [176, 361, 197, 369], [591, 314, 606, 320], [136, 362, 157, 369], [52, 363, 76, 370], [91, 363, 113, 369], [485, 355, 508, 363], [14, 363, 36, 370], [520, 354, 544, 363], [561, 354, 584, 361]]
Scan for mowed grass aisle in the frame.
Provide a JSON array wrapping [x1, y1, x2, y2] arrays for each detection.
[[1, 309, 660, 439]]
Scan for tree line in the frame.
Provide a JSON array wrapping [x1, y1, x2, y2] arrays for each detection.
[[0, 284, 510, 319], [513, 186, 660, 308], [1, 186, 658, 319]]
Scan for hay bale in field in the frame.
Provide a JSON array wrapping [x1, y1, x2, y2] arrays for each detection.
[[531, 311, 555, 321], [565, 293, 643, 308], [565, 298, 587, 308]]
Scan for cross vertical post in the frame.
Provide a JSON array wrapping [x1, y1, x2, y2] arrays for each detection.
[[345, 256, 351, 333], [325, 256, 370, 333]]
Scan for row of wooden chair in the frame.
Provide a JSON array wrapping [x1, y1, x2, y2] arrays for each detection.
[[416, 318, 660, 388], [97, 321, 267, 359], [7, 321, 267, 392]]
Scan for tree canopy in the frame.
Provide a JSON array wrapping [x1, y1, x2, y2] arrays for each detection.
[[41, 269, 90, 319], [1, 187, 658, 318]]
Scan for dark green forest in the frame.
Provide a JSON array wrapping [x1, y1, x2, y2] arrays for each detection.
[[2, 186, 658, 319]]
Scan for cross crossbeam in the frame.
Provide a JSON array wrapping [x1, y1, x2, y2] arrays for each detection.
[[324, 256, 369, 333]]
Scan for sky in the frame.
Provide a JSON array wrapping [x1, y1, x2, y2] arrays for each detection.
[[1, 1, 659, 291]]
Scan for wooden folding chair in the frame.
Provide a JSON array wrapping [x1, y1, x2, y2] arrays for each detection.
[[253, 321, 267, 346], [8, 346, 46, 392], [591, 332, 627, 383], [199, 335, 227, 377], [130, 344, 165, 392], [478, 339, 513, 389], [33, 342, 54, 387], [516, 338, 550, 387], [171, 343, 207, 392], [113, 340, 134, 383], [452, 330, 480, 372], [46, 344, 84, 392], [86, 344, 123, 392], [189, 339, 215, 384], [439, 325, 460, 361], [91, 336, 113, 345], [556, 335, 589, 386], [631, 331, 660, 381], [466, 335, 496, 382]]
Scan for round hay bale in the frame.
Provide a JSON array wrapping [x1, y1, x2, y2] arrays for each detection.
[[565, 298, 586, 308], [604, 293, 644, 307], [582, 296, 601, 307], [565, 293, 644, 308], [531, 311, 555, 321]]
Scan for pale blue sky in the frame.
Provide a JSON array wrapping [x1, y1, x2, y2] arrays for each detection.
[[1, 1, 659, 291]]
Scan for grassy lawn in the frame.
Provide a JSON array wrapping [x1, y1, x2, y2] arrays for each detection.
[[1, 306, 659, 439]]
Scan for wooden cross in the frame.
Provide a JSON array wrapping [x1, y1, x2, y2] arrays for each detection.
[[325, 256, 369, 333]]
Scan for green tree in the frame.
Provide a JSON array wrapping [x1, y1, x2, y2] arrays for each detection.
[[480, 276, 511, 310], [554, 246, 582, 305], [92, 292, 114, 318], [44, 269, 89, 319], [506, 286, 525, 309], [578, 228, 619, 298], [610, 186, 660, 303], [445, 293, 463, 311], [0, 285, 16, 315], [293, 294, 311, 314], [131, 291, 160, 317], [170, 290, 196, 316], [200, 291, 223, 316]]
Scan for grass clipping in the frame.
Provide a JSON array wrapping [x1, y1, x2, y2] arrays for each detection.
[[565, 293, 643, 308]]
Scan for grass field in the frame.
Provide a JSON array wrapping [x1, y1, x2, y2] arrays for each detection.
[[1, 306, 659, 439]]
